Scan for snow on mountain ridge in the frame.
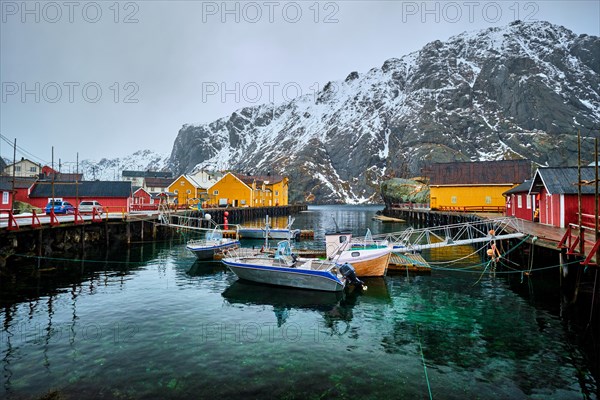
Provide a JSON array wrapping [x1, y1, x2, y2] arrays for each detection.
[[169, 21, 600, 204]]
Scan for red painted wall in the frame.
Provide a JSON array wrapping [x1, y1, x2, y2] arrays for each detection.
[[538, 189, 597, 228], [505, 193, 536, 221], [0, 191, 13, 212], [14, 188, 30, 203], [28, 196, 130, 212], [563, 194, 597, 227]]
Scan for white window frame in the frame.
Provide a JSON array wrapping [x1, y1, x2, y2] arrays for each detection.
[[517, 195, 522, 209], [2, 192, 8, 204]]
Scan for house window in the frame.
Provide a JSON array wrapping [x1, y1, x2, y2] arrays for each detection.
[[485, 196, 492, 204], [30, 166, 37, 172], [2, 192, 8, 204], [186, 190, 191, 194], [275, 191, 279, 196], [174, 190, 179, 194], [213, 190, 219, 195], [180, 181, 185, 186], [517, 195, 522, 208], [451, 196, 457, 204], [241, 200, 246, 205], [526, 195, 531, 209], [15, 166, 21, 172]]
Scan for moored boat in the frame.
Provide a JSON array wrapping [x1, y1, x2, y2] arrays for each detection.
[[238, 215, 300, 240], [325, 229, 392, 277], [221, 241, 364, 292], [186, 225, 240, 260]]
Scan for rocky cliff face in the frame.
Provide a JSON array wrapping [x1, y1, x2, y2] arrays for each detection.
[[169, 21, 600, 204]]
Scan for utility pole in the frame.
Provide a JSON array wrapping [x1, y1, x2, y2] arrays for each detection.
[[11, 138, 16, 214]]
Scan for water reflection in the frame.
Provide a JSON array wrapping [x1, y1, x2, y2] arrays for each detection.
[[186, 260, 227, 277], [1, 206, 597, 399], [222, 281, 345, 327]]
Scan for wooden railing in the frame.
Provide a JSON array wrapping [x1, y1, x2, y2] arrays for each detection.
[[436, 205, 505, 213]]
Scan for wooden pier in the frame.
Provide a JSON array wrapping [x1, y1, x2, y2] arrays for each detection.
[[0, 204, 308, 269], [388, 253, 431, 273]]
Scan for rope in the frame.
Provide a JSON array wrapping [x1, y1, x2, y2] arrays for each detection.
[[417, 325, 433, 400], [426, 242, 489, 265]]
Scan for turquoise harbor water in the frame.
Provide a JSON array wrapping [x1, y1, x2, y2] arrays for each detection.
[[1, 206, 597, 399]]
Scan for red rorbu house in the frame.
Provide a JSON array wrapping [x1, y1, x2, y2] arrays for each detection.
[[131, 187, 155, 210], [0, 179, 13, 213], [28, 181, 133, 212], [529, 167, 598, 228], [0, 176, 37, 203], [503, 180, 537, 221]]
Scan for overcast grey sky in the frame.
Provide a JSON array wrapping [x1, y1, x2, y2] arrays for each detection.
[[1, 0, 599, 166]]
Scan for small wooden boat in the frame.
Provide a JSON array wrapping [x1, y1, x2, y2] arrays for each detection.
[[186, 225, 240, 260], [325, 229, 391, 277], [221, 241, 363, 292]]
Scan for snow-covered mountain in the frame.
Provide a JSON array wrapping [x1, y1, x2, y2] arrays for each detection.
[[169, 21, 600, 204], [79, 150, 169, 181]]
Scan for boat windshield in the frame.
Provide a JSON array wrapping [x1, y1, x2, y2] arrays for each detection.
[[274, 241, 292, 259], [207, 230, 223, 241]]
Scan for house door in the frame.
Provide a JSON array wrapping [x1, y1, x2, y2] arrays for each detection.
[[233, 199, 238, 207]]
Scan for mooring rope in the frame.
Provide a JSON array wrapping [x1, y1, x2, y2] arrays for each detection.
[[426, 242, 489, 265], [416, 324, 433, 400]]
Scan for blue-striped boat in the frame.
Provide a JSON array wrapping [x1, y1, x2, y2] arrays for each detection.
[[221, 242, 361, 292], [186, 225, 240, 260]]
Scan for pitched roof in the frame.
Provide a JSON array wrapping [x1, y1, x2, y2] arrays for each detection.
[[232, 172, 284, 186], [6, 158, 41, 168], [0, 176, 37, 189], [426, 160, 531, 185], [145, 177, 173, 187], [0, 180, 11, 191], [530, 167, 599, 195], [122, 170, 173, 179], [29, 181, 132, 198], [40, 172, 84, 182], [503, 180, 532, 195]]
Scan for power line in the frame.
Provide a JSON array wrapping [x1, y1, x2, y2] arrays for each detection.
[[0, 133, 49, 165]]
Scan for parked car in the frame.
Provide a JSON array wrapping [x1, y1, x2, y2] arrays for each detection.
[[79, 200, 104, 214], [45, 200, 75, 215]]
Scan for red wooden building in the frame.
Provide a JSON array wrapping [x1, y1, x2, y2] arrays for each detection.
[[529, 167, 598, 228], [503, 180, 537, 221], [131, 187, 157, 210], [28, 181, 132, 212], [0, 179, 13, 213]]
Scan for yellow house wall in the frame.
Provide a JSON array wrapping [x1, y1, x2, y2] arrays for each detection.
[[267, 179, 289, 206], [168, 176, 198, 205], [208, 173, 252, 207], [430, 185, 514, 209]]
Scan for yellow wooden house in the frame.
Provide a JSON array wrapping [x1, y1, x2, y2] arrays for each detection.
[[427, 160, 531, 211], [168, 174, 210, 206], [206, 172, 289, 207]]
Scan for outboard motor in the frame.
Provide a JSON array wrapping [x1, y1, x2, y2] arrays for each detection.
[[339, 263, 366, 289]]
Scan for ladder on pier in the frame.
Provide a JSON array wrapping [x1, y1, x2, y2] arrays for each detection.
[[374, 217, 526, 252]]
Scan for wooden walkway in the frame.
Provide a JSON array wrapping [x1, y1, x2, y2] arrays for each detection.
[[517, 220, 568, 249]]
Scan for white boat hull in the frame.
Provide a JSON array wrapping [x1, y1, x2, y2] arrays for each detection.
[[239, 228, 300, 240], [222, 257, 345, 292], [186, 240, 240, 260]]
